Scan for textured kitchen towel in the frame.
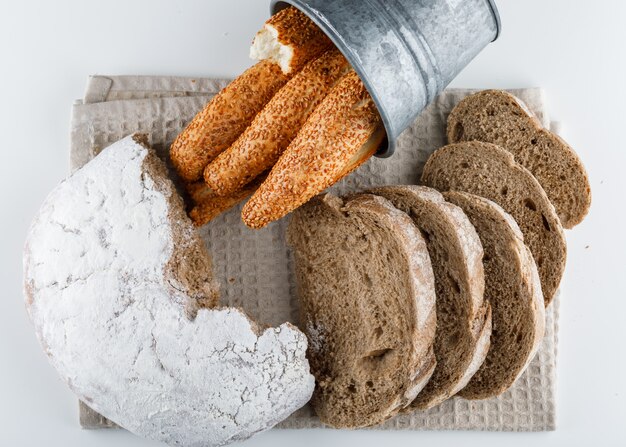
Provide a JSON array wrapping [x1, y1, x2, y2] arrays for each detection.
[[72, 75, 559, 432]]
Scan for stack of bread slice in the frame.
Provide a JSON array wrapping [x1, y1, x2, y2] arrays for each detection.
[[288, 90, 590, 428], [170, 7, 385, 229]]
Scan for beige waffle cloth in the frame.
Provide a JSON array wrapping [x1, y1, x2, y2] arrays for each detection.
[[71, 75, 559, 432]]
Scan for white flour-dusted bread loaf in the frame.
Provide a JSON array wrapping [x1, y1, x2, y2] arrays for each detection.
[[288, 193, 437, 428], [23, 135, 314, 447], [371, 186, 491, 410]]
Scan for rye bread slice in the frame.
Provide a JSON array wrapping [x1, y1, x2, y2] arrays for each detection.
[[444, 191, 546, 399], [421, 142, 566, 306], [370, 186, 491, 410], [287, 193, 437, 428], [447, 89, 591, 228]]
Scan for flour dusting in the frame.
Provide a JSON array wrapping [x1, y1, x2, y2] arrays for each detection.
[[23, 135, 314, 447]]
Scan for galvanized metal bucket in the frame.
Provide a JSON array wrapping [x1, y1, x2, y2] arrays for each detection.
[[271, 0, 500, 157]]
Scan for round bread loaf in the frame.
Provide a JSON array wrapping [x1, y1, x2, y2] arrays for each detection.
[[23, 135, 314, 447]]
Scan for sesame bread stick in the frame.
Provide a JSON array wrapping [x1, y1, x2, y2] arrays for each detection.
[[250, 6, 333, 75], [170, 60, 289, 182], [189, 175, 267, 227], [185, 180, 214, 204], [204, 49, 351, 197], [171, 7, 332, 183], [241, 71, 384, 230]]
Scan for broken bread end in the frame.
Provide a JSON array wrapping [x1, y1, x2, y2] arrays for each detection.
[[250, 24, 295, 74], [250, 6, 332, 75]]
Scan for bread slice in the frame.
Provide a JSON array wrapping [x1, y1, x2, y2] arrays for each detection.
[[447, 89, 591, 228], [421, 142, 566, 306], [443, 191, 545, 399], [370, 186, 491, 410], [287, 193, 437, 428]]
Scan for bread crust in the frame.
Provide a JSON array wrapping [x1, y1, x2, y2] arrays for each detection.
[[370, 186, 490, 410], [446, 89, 591, 228], [204, 49, 351, 197], [241, 72, 383, 229]]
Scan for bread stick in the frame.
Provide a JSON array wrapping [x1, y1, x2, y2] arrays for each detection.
[[189, 176, 266, 227], [170, 60, 289, 182], [204, 49, 351, 197], [171, 7, 332, 183], [185, 180, 214, 204], [250, 6, 333, 75], [338, 125, 385, 177], [241, 72, 384, 229]]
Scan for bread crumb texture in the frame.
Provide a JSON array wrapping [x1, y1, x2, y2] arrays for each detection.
[[251, 6, 333, 74], [421, 142, 566, 306]]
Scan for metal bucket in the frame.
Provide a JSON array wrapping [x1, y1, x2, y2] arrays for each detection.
[[271, 0, 500, 157]]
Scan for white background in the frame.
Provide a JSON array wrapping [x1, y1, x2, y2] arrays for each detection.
[[1, 0, 624, 446]]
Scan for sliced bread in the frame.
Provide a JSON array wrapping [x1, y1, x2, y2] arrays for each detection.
[[444, 191, 546, 399], [421, 141, 566, 306], [370, 185, 491, 410], [287, 193, 437, 428], [446, 89, 591, 228]]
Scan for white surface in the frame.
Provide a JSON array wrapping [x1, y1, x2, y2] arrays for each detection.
[[0, 0, 624, 446]]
